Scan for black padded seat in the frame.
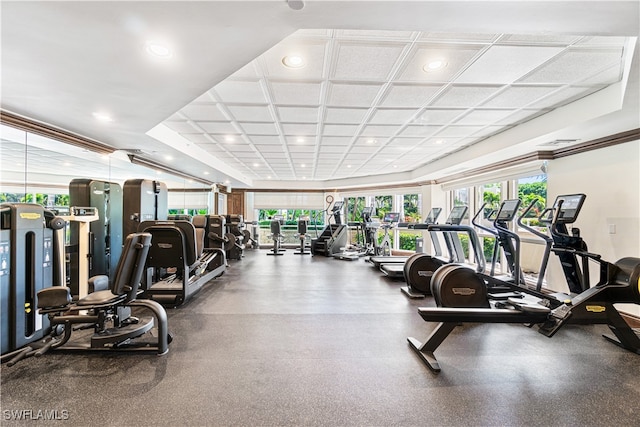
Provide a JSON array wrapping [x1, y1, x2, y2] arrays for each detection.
[[77, 232, 152, 306]]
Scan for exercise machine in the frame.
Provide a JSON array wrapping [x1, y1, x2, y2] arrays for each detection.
[[225, 214, 245, 260], [310, 200, 349, 257], [294, 217, 311, 255], [2, 232, 171, 366], [0, 203, 60, 355], [267, 216, 286, 256], [122, 179, 168, 237], [368, 207, 445, 269], [394, 206, 468, 297], [69, 179, 123, 296], [407, 194, 640, 372], [138, 218, 226, 306], [378, 208, 444, 280]]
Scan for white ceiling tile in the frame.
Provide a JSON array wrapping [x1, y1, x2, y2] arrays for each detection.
[[333, 41, 405, 80], [324, 107, 369, 124], [481, 86, 561, 108], [270, 81, 322, 105], [497, 34, 582, 44], [369, 108, 418, 125], [398, 125, 440, 137], [398, 44, 484, 82], [239, 122, 279, 135], [281, 123, 317, 135], [494, 109, 546, 126], [227, 105, 273, 122], [380, 84, 443, 107], [327, 83, 383, 107], [431, 85, 503, 107], [320, 137, 352, 146], [456, 45, 564, 84], [337, 30, 415, 40], [349, 145, 378, 154], [288, 145, 315, 153], [248, 135, 282, 145], [417, 109, 466, 124], [198, 122, 238, 134], [519, 48, 623, 84], [322, 124, 359, 136], [225, 144, 255, 153], [527, 86, 598, 109], [212, 80, 267, 104], [277, 106, 319, 122], [360, 125, 399, 137], [183, 133, 212, 144], [455, 109, 515, 125], [433, 125, 484, 137]]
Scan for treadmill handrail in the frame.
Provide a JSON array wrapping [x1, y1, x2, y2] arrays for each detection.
[[426, 224, 486, 272]]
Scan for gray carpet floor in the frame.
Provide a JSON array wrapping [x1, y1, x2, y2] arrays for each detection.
[[2, 249, 639, 426]]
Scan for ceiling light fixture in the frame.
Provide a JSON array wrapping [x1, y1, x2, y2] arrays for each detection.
[[287, 0, 305, 11], [145, 41, 172, 59], [92, 112, 113, 123], [435, 139, 444, 144], [224, 136, 235, 143], [423, 59, 447, 72], [282, 54, 305, 68]]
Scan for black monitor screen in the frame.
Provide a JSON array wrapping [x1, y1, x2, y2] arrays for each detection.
[[332, 201, 344, 212], [383, 212, 400, 223], [424, 207, 442, 224], [446, 206, 468, 225], [554, 193, 586, 223], [496, 199, 521, 221]]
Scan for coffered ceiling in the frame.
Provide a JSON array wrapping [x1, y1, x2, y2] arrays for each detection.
[[1, 1, 638, 191]]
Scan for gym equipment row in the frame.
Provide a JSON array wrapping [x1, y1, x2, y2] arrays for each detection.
[[1, 203, 170, 365], [139, 216, 227, 307], [266, 217, 311, 256], [408, 194, 640, 372]]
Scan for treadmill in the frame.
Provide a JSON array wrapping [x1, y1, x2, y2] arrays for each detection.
[[379, 206, 467, 278], [367, 207, 442, 269]]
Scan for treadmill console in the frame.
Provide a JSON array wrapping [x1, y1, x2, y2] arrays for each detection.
[[445, 206, 468, 225], [424, 207, 442, 224], [382, 212, 400, 224]]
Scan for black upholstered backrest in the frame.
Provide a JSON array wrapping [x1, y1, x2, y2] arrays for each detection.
[[270, 219, 281, 235], [140, 220, 197, 267], [192, 215, 207, 257], [110, 232, 152, 302]]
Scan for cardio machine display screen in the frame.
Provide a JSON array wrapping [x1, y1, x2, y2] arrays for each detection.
[[424, 207, 442, 224], [496, 199, 520, 221], [554, 194, 586, 223], [446, 206, 467, 225], [383, 212, 400, 223]]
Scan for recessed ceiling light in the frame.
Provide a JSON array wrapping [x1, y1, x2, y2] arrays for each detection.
[[366, 139, 377, 144], [423, 59, 447, 72], [296, 137, 305, 143], [224, 136, 235, 143], [253, 163, 260, 168], [393, 165, 398, 168], [347, 164, 352, 168], [267, 175, 272, 179], [164, 155, 173, 161], [225, 180, 230, 184], [204, 171, 210, 175], [435, 139, 444, 144], [301, 163, 306, 168], [282, 54, 305, 68], [145, 41, 172, 59], [92, 112, 113, 122]]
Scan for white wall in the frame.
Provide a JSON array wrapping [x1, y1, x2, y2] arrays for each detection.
[[547, 140, 640, 315]]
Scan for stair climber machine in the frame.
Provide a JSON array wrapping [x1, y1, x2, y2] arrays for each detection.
[[407, 193, 640, 372], [310, 200, 349, 257], [393, 206, 468, 297], [376, 207, 444, 280], [369, 207, 445, 269], [138, 216, 226, 307]]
